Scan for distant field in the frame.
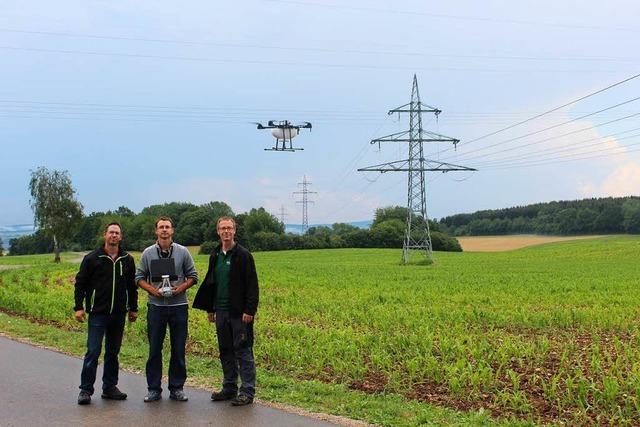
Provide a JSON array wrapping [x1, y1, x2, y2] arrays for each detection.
[[457, 235, 605, 252], [1, 237, 640, 425]]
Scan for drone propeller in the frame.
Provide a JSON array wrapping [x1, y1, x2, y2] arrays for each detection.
[[251, 122, 265, 129]]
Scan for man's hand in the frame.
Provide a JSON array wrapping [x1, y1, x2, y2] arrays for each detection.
[[139, 280, 162, 297], [128, 311, 138, 322], [171, 279, 194, 296], [74, 309, 86, 323], [148, 287, 162, 297], [171, 282, 188, 295], [207, 312, 216, 323], [242, 313, 254, 324]]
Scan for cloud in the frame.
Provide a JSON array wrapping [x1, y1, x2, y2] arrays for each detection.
[[578, 161, 640, 197]]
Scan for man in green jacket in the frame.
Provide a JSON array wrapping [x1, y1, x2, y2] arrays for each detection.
[[193, 216, 259, 406]]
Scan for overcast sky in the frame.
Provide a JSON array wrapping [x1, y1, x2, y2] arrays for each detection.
[[2, 0, 639, 225]]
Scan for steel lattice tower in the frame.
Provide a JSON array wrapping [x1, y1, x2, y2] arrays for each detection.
[[359, 75, 476, 263], [278, 205, 288, 225], [293, 175, 316, 234]]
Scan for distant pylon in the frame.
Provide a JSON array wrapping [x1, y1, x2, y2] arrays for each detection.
[[292, 175, 317, 234], [358, 75, 476, 263], [278, 205, 288, 225]]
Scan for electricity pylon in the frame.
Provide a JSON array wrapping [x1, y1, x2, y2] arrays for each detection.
[[278, 205, 288, 225], [293, 175, 316, 234], [358, 75, 476, 263]]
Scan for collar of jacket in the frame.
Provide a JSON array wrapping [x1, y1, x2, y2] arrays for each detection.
[[97, 245, 128, 258], [216, 242, 237, 255]]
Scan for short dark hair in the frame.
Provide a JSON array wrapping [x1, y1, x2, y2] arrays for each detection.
[[104, 222, 122, 233], [155, 216, 174, 228]]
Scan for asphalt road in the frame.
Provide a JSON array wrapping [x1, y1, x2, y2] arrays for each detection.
[[0, 335, 338, 427]]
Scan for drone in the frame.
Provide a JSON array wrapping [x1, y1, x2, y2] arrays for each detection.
[[254, 120, 312, 152]]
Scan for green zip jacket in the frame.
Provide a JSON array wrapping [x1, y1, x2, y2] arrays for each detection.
[[74, 246, 138, 314]]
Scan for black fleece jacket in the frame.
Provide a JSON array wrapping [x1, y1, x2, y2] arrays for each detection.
[[74, 246, 138, 314], [193, 243, 259, 316]]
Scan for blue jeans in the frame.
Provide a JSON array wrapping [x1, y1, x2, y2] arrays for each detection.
[[146, 304, 188, 392], [79, 313, 126, 394], [215, 310, 256, 398]]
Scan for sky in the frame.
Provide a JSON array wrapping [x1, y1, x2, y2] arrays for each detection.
[[1, 0, 639, 226]]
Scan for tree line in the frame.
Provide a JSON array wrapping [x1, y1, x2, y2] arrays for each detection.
[[11, 167, 461, 257], [9, 202, 462, 255], [439, 196, 640, 236]]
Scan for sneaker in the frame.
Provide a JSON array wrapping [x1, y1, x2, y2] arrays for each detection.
[[101, 386, 127, 400], [77, 390, 91, 405], [169, 389, 188, 402], [230, 395, 253, 406], [210, 389, 237, 401], [144, 390, 162, 402]]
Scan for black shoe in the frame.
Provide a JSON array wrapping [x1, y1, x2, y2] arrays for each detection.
[[169, 389, 188, 402], [144, 390, 162, 402], [101, 386, 127, 400], [211, 390, 237, 401], [77, 390, 91, 405], [230, 395, 253, 406]]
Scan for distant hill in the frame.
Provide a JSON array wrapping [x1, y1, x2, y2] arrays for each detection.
[[439, 196, 640, 236], [0, 224, 35, 246], [285, 220, 372, 235]]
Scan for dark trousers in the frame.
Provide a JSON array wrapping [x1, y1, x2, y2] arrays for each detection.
[[146, 304, 188, 392], [215, 310, 256, 398], [79, 313, 126, 394]]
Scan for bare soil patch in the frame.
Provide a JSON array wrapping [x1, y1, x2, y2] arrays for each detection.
[[457, 235, 605, 252]]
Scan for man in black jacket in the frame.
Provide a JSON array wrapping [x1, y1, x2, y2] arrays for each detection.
[[193, 216, 259, 406], [74, 222, 138, 405]]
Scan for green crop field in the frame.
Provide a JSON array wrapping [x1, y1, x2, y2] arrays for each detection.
[[1, 236, 639, 426]]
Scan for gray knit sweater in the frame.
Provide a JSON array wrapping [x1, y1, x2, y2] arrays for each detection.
[[135, 242, 198, 306]]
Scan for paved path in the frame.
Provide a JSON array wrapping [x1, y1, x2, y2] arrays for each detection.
[[0, 336, 337, 427]]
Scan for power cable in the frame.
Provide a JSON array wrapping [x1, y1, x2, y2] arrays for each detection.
[[442, 97, 640, 162], [264, 0, 640, 33], [1, 27, 635, 63], [474, 132, 640, 168], [440, 72, 640, 155], [447, 112, 640, 163], [471, 128, 640, 167], [0, 45, 623, 74], [483, 145, 640, 170], [481, 137, 640, 170]]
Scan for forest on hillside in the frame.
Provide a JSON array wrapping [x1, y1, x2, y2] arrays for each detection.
[[8, 203, 461, 255], [439, 196, 640, 236]]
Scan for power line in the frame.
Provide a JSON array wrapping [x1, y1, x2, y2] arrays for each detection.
[[265, 0, 640, 34], [443, 98, 640, 162], [445, 112, 640, 164], [0, 98, 635, 121], [0, 99, 380, 114], [470, 124, 640, 164], [0, 45, 623, 74], [482, 142, 640, 170], [474, 132, 640, 168], [1, 27, 636, 63], [442, 72, 640, 154]]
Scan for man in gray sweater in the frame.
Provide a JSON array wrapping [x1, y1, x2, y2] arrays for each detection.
[[136, 216, 198, 403]]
